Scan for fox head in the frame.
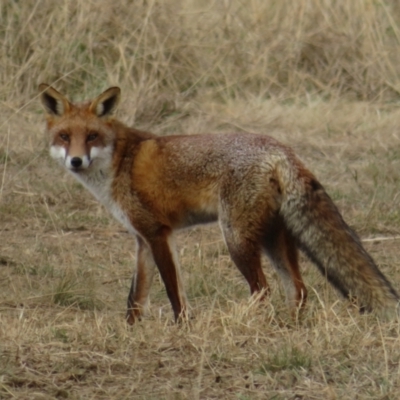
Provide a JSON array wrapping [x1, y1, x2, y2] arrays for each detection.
[[39, 84, 121, 172]]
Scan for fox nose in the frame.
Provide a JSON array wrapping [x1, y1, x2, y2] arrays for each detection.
[[70, 157, 83, 168]]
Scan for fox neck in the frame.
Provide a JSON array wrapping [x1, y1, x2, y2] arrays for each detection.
[[69, 156, 113, 205], [67, 147, 138, 234]]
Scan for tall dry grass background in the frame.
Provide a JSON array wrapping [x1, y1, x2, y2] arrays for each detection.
[[2, 0, 400, 398]]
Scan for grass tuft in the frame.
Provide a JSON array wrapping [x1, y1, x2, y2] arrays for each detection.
[[52, 272, 101, 311], [259, 345, 312, 373]]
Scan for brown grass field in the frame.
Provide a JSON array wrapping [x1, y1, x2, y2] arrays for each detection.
[[2, 1, 400, 398]]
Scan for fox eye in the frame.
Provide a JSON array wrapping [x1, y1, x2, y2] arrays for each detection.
[[87, 132, 98, 142], [59, 132, 70, 142]]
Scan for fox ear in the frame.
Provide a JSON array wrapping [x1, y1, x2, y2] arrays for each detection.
[[39, 83, 70, 116], [89, 87, 121, 117]]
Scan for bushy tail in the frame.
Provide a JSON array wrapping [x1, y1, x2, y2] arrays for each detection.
[[280, 166, 399, 315]]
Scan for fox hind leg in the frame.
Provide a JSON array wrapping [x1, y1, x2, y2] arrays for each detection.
[[220, 223, 269, 299], [263, 218, 307, 315]]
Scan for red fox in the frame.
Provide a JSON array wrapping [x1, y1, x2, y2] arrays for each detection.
[[39, 84, 399, 324]]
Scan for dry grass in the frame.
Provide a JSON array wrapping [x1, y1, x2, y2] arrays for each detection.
[[2, 1, 400, 399]]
